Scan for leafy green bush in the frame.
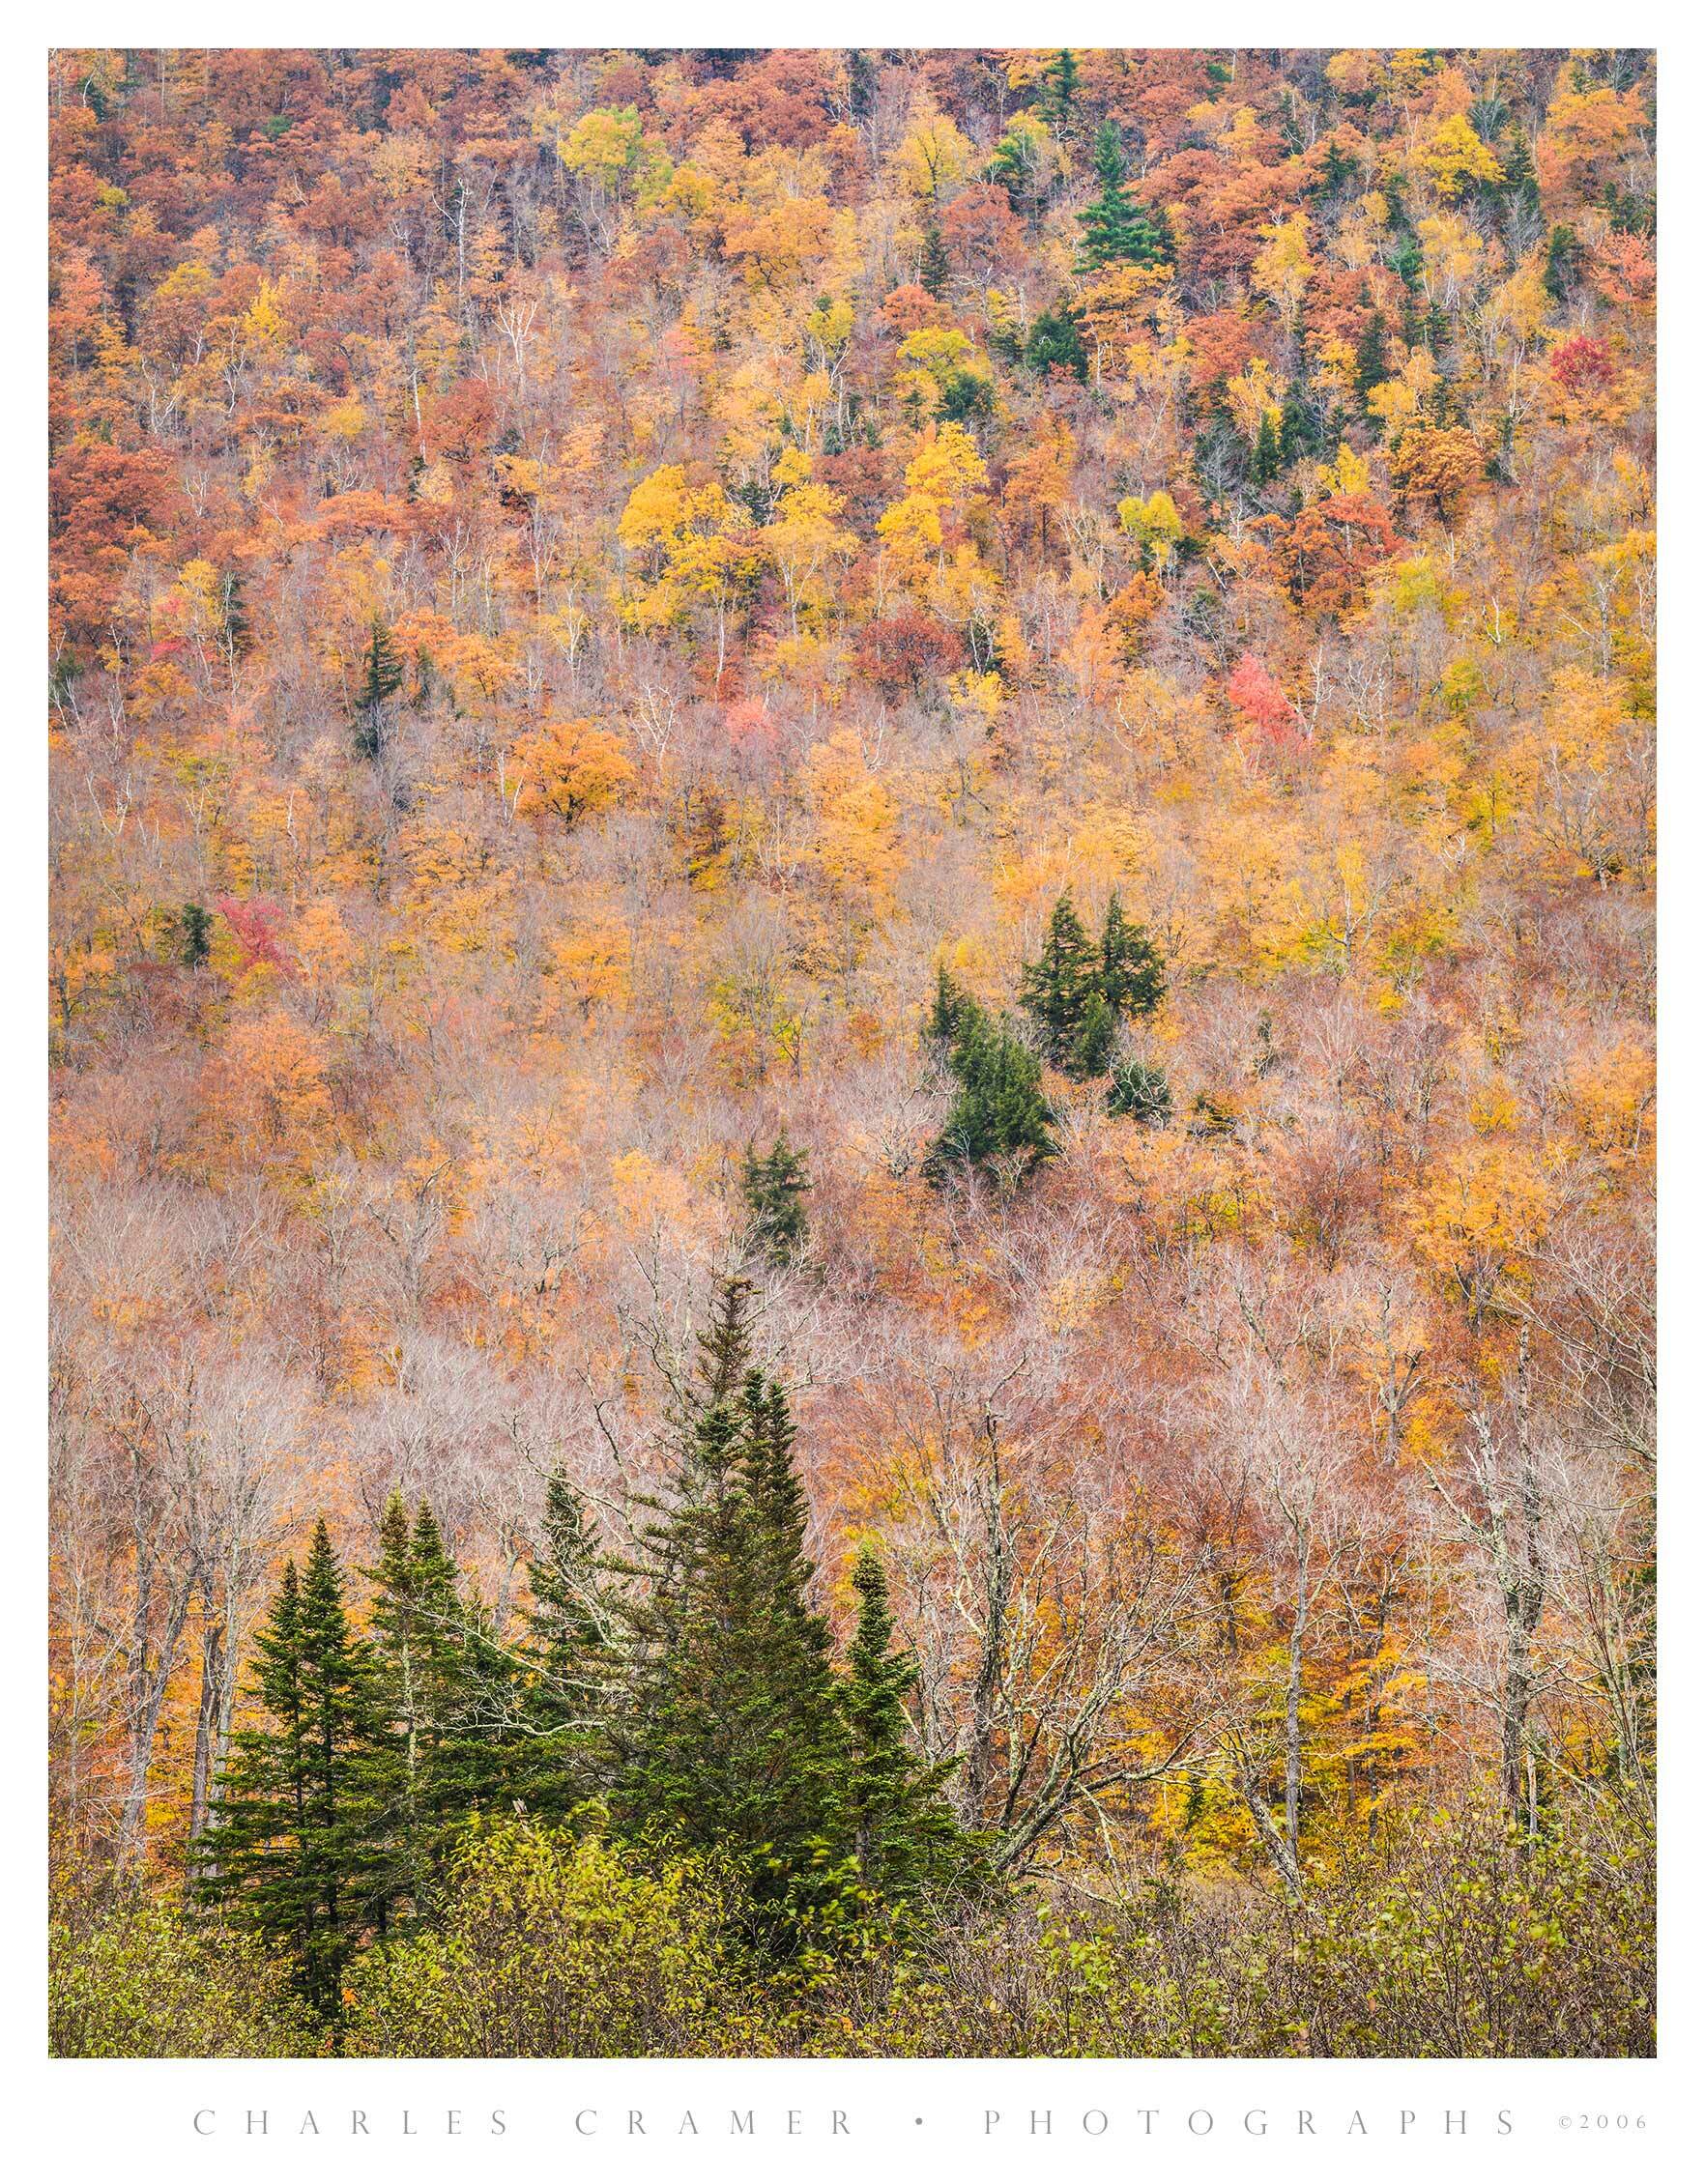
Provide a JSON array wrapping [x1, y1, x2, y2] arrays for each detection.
[[799, 1804, 1655, 2058], [49, 1884, 314, 2057], [343, 1818, 761, 2057]]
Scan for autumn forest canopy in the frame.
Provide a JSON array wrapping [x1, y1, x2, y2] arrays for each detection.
[[47, 45, 1655, 2059]]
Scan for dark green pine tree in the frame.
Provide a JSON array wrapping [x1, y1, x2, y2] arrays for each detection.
[[1544, 223, 1585, 304], [1315, 135, 1354, 197], [615, 1277, 849, 1935], [841, 1544, 968, 1904], [1044, 46, 1080, 135], [1024, 306, 1088, 382], [1099, 890, 1167, 1020], [517, 1470, 617, 1822], [1019, 893, 1100, 1066], [918, 220, 950, 300], [923, 1004, 1058, 1184], [740, 1133, 811, 1263], [179, 901, 213, 968], [363, 1494, 501, 1927], [1500, 130, 1541, 218], [1279, 370, 1318, 466], [1071, 989, 1117, 1078], [202, 1525, 385, 2018], [1353, 307, 1389, 416], [1251, 406, 1284, 485], [354, 618, 405, 761], [1077, 119, 1170, 272], [925, 963, 972, 1049]]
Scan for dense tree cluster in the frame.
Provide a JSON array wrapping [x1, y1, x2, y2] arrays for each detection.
[[196, 1277, 969, 2019], [49, 45, 1655, 2056]]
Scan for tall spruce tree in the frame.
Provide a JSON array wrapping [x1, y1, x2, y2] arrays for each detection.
[[1019, 894, 1100, 1066], [363, 1495, 501, 1927], [1099, 890, 1167, 1019], [615, 1277, 849, 1929], [740, 1133, 811, 1262], [202, 1524, 384, 2017], [1353, 307, 1389, 416], [923, 1002, 1058, 1184], [1077, 119, 1170, 271], [519, 1470, 618, 1821], [925, 963, 972, 1049], [918, 220, 950, 299], [354, 618, 405, 761], [179, 901, 212, 968], [842, 1545, 967, 1903], [1044, 46, 1080, 135], [1017, 890, 1166, 1082]]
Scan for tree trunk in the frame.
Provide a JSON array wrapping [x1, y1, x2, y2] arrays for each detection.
[[1286, 1533, 1307, 1870]]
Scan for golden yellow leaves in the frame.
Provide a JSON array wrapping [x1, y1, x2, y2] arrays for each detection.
[[761, 472, 857, 635], [1388, 424, 1486, 520], [1417, 213, 1486, 309], [801, 730, 902, 915], [1538, 79, 1647, 192], [877, 421, 990, 597], [1565, 1039, 1654, 1164], [558, 105, 669, 199], [1252, 213, 1313, 327], [197, 1010, 333, 1179], [395, 818, 512, 960], [723, 194, 852, 291], [608, 1149, 695, 1238], [1408, 1143, 1553, 1322], [1116, 488, 1183, 568], [891, 99, 977, 204], [543, 913, 633, 1021], [895, 326, 991, 420], [1313, 442, 1372, 501], [944, 670, 1003, 729], [510, 719, 637, 834], [1416, 114, 1503, 201], [902, 420, 989, 504], [1365, 347, 1438, 436], [241, 278, 288, 357], [1224, 358, 1285, 448]]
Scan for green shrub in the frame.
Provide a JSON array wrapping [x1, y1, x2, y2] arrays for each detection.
[[343, 1819, 758, 2057], [49, 1885, 314, 2057]]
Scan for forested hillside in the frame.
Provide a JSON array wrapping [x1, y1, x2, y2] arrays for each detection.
[[48, 46, 1655, 2057]]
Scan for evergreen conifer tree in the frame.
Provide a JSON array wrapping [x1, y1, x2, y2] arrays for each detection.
[[363, 1495, 500, 1925], [354, 619, 405, 761], [841, 1545, 967, 1903], [1500, 130, 1541, 219], [1044, 47, 1080, 135], [202, 1525, 384, 2016], [1014, 891, 1166, 1083], [1544, 223, 1585, 303], [615, 1278, 849, 1934], [517, 1470, 617, 1822], [1071, 989, 1118, 1078], [919, 221, 950, 299], [740, 1133, 811, 1262], [925, 963, 971, 1049], [1099, 890, 1167, 1020], [1019, 893, 1100, 1066], [1024, 306, 1088, 381], [1353, 308, 1389, 415], [1252, 407, 1284, 484], [923, 1006, 1058, 1184], [179, 902, 212, 968], [1077, 120, 1170, 271]]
